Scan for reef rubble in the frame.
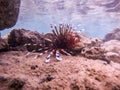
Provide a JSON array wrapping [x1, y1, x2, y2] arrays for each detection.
[[0, 28, 120, 90]]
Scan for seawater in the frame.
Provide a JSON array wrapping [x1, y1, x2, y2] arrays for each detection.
[[2, 0, 120, 38]]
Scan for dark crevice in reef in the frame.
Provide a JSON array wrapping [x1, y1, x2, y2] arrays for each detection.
[[9, 78, 25, 90], [39, 74, 55, 84]]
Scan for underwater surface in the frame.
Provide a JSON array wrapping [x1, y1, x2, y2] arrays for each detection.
[[2, 0, 120, 38]]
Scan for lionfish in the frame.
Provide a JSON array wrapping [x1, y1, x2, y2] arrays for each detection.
[[25, 24, 82, 62]]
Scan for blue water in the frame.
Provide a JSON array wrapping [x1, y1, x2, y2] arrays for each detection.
[[2, 0, 120, 38]]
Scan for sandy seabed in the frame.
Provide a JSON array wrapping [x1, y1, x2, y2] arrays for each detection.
[[0, 51, 120, 90]]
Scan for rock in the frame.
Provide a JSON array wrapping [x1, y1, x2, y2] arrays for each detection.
[[0, 75, 25, 90], [102, 40, 120, 54], [81, 46, 106, 60], [80, 36, 105, 60], [104, 28, 120, 41], [8, 29, 48, 51], [104, 52, 120, 63], [84, 37, 102, 48], [101, 40, 120, 63], [0, 38, 9, 52], [0, 76, 8, 83], [8, 29, 44, 47], [9, 78, 25, 90], [7, 29, 54, 52], [0, 0, 20, 30]]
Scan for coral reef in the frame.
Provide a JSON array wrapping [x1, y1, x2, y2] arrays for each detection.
[[104, 28, 120, 42], [0, 26, 120, 90], [101, 40, 120, 63], [3, 26, 120, 63]]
